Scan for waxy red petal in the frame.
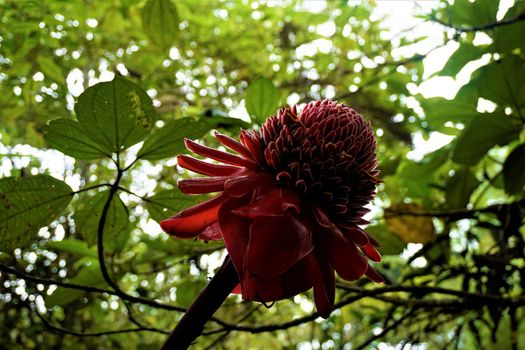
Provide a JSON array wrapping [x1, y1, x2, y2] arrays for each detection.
[[184, 138, 257, 169], [224, 172, 273, 197], [245, 213, 313, 279], [160, 193, 228, 238], [232, 188, 301, 218], [218, 195, 252, 278], [214, 131, 255, 161], [177, 154, 241, 176], [239, 130, 264, 164], [178, 176, 228, 194], [232, 284, 242, 294], [361, 244, 381, 262], [198, 222, 223, 240], [322, 226, 368, 281], [281, 254, 315, 298], [365, 265, 385, 283], [241, 274, 284, 302], [338, 223, 369, 246], [312, 205, 334, 228], [308, 252, 335, 319]]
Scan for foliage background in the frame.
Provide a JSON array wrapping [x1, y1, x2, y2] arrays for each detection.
[[1, 0, 525, 349]]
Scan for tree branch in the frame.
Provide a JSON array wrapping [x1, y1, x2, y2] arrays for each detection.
[[33, 303, 168, 337], [431, 12, 525, 33]]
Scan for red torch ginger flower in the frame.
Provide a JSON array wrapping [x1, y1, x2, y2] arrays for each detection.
[[160, 99, 383, 318]]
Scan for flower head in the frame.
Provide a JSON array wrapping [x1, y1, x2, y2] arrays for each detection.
[[161, 99, 383, 317]]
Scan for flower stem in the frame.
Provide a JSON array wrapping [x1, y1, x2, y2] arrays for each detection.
[[161, 255, 239, 350]]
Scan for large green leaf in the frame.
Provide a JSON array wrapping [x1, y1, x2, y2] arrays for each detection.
[[385, 72, 411, 95], [176, 280, 207, 307], [420, 98, 479, 134], [75, 76, 156, 155], [503, 143, 525, 195], [245, 77, 280, 124], [36, 55, 64, 83], [439, 43, 485, 77], [445, 0, 498, 27], [397, 146, 450, 180], [137, 118, 211, 160], [145, 190, 205, 223], [445, 166, 480, 209], [43, 119, 111, 159], [477, 56, 525, 107], [142, 0, 179, 50], [46, 239, 97, 258], [491, 3, 525, 53], [46, 262, 107, 306], [365, 224, 406, 256], [452, 114, 522, 165], [0, 175, 73, 252], [74, 191, 129, 249]]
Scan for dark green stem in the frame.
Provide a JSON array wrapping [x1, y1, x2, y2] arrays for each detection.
[[161, 256, 239, 350]]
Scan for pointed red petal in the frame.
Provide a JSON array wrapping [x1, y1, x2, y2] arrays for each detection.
[[281, 254, 315, 298], [365, 265, 385, 283], [308, 252, 335, 319], [224, 172, 273, 197], [338, 223, 369, 246], [232, 188, 301, 218], [245, 213, 313, 279], [321, 226, 368, 281], [232, 283, 242, 294], [241, 274, 284, 302], [218, 195, 252, 278], [239, 130, 264, 164], [312, 205, 334, 228], [178, 176, 228, 194], [160, 193, 228, 238], [198, 222, 223, 240], [361, 244, 381, 262], [177, 155, 241, 176], [184, 138, 257, 169], [214, 131, 255, 161]]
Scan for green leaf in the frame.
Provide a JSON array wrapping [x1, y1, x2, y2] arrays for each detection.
[[420, 98, 479, 133], [142, 0, 179, 50], [445, 166, 480, 209], [176, 280, 207, 307], [36, 55, 64, 83], [141, 236, 223, 256], [46, 239, 97, 258], [137, 118, 211, 160], [491, 3, 525, 53], [43, 119, 111, 159], [385, 72, 411, 95], [452, 114, 522, 165], [75, 76, 157, 155], [477, 56, 525, 106], [46, 262, 107, 306], [365, 224, 406, 256], [0, 175, 73, 252], [445, 0, 498, 27], [440, 43, 485, 77], [74, 191, 129, 249], [503, 143, 525, 195], [398, 146, 450, 180], [144, 190, 206, 223], [245, 77, 280, 124]]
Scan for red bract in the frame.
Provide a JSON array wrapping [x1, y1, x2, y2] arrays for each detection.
[[161, 99, 383, 318]]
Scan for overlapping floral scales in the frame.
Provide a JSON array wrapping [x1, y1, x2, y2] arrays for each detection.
[[161, 99, 383, 318], [261, 99, 380, 224]]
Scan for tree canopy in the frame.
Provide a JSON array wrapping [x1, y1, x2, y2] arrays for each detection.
[[0, 0, 524, 349]]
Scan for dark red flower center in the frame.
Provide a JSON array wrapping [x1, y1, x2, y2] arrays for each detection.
[[260, 99, 380, 224]]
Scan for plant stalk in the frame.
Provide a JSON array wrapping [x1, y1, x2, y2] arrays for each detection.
[[161, 255, 238, 350]]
